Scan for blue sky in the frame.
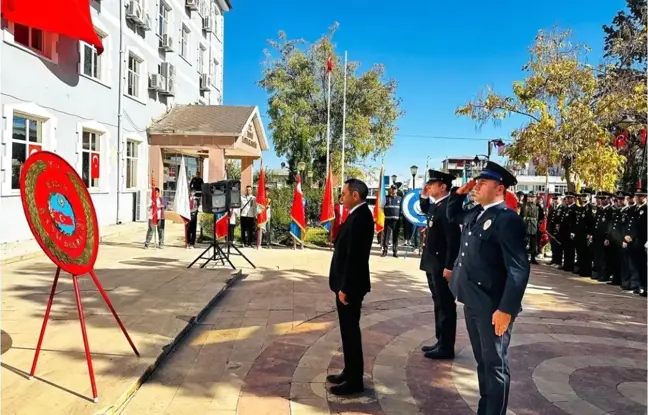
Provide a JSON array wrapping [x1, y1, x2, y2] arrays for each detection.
[[223, 0, 625, 182]]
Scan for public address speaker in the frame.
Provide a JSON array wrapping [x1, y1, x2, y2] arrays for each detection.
[[201, 180, 241, 213]]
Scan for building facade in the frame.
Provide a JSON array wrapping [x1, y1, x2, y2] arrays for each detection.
[[0, 0, 230, 251]]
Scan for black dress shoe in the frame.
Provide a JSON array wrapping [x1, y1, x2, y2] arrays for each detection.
[[392, 252, 398, 258], [329, 381, 364, 396], [326, 373, 345, 385], [380, 252, 387, 257], [607, 281, 621, 286], [421, 343, 439, 353], [424, 349, 454, 360]]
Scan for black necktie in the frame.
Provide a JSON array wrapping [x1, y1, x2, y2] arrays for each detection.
[[470, 205, 484, 227]]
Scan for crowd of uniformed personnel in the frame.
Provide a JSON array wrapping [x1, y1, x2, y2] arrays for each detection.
[[541, 188, 648, 296]]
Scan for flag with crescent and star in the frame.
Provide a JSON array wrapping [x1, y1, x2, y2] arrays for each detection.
[[91, 153, 100, 179], [290, 174, 307, 243]]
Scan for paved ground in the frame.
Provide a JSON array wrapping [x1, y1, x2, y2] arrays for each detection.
[[121, 243, 647, 415], [1, 225, 236, 415]]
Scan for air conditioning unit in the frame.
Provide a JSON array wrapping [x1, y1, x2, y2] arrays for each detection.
[[141, 13, 152, 31], [186, 0, 199, 10], [160, 34, 174, 52], [149, 73, 164, 90], [200, 73, 211, 91], [126, 0, 144, 24], [202, 16, 214, 32], [165, 77, 176, 96]]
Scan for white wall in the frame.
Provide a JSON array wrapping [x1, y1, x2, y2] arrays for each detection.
[[0, 0, 226, 246]]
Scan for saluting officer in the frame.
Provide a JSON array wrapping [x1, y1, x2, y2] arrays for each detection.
[[418, 170, 461, 359], [558, 192, 578, 272], [591, 192, 615, 281], [628, 188, 647, 296], [447, 161, 530, 415]]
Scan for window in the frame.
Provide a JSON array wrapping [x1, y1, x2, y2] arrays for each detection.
[[127, 52, 142, 98], [210, 58, 218, 86], [181, 25, 190, 59], [81, 130, 101, 188], [80, 30, 106, 81], [126, 140, 139, 189], [14, 24, 44, 53], [198, 44, 205, 73], [534, 185, 546, 192], [11, 114, 42, 190], [158, 2, 170, 38]]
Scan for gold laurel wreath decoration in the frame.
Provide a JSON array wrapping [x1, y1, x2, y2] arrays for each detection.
[[24, 161, 95, 267]]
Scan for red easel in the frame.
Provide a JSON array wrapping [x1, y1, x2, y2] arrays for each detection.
[[29, 268, 139, 403]]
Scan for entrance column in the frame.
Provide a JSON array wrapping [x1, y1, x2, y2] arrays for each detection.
[[148, 145, 164, 189], [207, 147, 225, 182], [241, 156, 253, 188]]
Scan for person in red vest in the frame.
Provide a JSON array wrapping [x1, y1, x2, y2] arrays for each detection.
[[333, 193, 349, 242]]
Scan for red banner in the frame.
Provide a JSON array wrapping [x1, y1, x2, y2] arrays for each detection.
[[90, 154, 100, 179]]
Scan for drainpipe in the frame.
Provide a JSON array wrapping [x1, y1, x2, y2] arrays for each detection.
[[115, 0, 125, 224]]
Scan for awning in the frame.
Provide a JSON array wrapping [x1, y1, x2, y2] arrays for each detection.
[[2, 0, 104, 54]]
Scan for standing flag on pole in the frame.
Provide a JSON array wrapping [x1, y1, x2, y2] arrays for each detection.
[[325, 54, 333, 176], [214, 212, 229, 240], [320, 169, 335, 232], [326, 54, 334, 73], [290, 174, 307, 243], [374, 167, 385, 234], [173, 157, 191, 223], [151, 175, 158, 226], [256, 168, 268, 229], [497, 142, 507, 156]]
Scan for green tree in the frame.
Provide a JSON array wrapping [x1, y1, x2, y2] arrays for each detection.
[[258, 23, 404, 184], [601, 0, 647, 189], [225, 159, 241, 180], [456, 28, 642, 191]]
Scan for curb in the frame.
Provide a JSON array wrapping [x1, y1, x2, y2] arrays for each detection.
[[97, 269, 244, 415]]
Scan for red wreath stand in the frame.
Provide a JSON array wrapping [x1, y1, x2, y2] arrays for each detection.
[[20, 151, 139, 403]]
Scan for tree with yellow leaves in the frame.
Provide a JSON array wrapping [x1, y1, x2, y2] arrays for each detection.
[[456, 27, 644, 191]]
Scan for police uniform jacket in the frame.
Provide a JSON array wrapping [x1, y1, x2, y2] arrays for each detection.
[[383, 195, 402, 220], [547, 204, 560, 233], [629, 203, 647, 248], [592, 205, 614, 242], [419, 195, 461, 274], [446, 190, 530, 316], [609, 205, 630, 245], [559, 204, 578, 236]]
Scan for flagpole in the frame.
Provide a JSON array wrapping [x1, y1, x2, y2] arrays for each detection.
[[326, 60, 332, 176], [341, 51, 348, 187]]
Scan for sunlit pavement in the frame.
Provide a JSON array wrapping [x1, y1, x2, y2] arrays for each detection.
[[121, 242, 647, 415]]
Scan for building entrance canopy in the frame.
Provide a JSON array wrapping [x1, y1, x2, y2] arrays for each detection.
[[147, 105, 269, 191]]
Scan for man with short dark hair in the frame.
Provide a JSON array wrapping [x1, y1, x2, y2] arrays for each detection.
[[327, 178, 374, 396], [447, 161, 530, 415], [419, 170, 461, 359], [382, 184, 402, 257]]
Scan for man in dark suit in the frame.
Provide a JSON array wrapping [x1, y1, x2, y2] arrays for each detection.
[[418, 170, 461, 359], [327, 178, 375, 395], [446, 161, 530, 415]]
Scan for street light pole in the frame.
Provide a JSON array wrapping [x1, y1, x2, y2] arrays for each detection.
[[410, 165, 418, 189]]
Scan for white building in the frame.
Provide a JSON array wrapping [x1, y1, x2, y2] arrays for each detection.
[[0, 0, 233, 255]]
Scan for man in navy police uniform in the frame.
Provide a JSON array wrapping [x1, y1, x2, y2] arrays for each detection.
[[419, 170, 461, 359], [446, 161, 530, 415]]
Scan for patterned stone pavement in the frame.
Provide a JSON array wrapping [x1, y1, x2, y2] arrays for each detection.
[[121, 245, 647, 415]]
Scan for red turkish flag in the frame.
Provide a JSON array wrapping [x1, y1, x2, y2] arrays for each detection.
[[28, 144, 41, 157], [2, 0, 104, 54], [90, 153, 100, 179]]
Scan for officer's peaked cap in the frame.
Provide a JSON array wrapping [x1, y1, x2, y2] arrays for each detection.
[[475, 161, 517, 187], [636, 187, 647, 196], [427, 169, 455, 186]]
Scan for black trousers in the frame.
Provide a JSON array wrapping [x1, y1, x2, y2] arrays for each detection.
[[561, 234, 575, 271], [621, 245, 637, 288], [426, 271, 456, 351], [575, 235, 592, 276], [240, 216, 255, 245], [609, 243, 623, 285], [228, 223, 236, 244], [187, 214, 198, 245], [464, 306, 513, 415], [631, 246, 647, 289], [525, 233, 538, 261], [336, 294, 365, 384], [382, 218, 399, 253], [549, 229, 562, 264], [592, 240, 610, 281]]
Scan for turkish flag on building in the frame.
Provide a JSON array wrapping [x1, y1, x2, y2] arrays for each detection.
[[28, 144, 41, 157], [90, 153, 100, 179], [2, 0, 104, 54]]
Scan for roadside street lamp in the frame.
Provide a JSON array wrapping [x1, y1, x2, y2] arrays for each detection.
[[472, 155, 488, 177], [391, 174, 397, 185], [307, 170, 313, 187], [410, 165, 418, 189], [297, 161, 306, 182]]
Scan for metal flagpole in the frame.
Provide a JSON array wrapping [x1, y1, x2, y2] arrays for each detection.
[[341, 51, 348, 186], [326, 59, 332, 175]]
